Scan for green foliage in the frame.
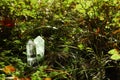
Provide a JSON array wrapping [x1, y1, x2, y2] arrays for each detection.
[[31, 66, 47, 80], [0, 74, 5, 80], [0, 0, 120, 80], [31, 66, 68, 80], [78, 43, 85, 50], [108, 49, 120, 60]]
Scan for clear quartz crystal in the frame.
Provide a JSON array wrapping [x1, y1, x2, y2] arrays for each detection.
[[26, 40, 36, 66], [26, 36, 45, 66], [34, 36, 45, 58]]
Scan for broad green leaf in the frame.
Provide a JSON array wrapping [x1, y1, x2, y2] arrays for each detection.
[[108, 49, 120, 60], [110, 53, 120, 60], [108, 49, 119, 55]]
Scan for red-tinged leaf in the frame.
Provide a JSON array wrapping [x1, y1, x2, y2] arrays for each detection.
[[44, 78, 52, 80], [3, 65, 16, 74], [0, 17, 15, 28]]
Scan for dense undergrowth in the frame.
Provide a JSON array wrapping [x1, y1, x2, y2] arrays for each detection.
[[0, 0, 120, 80]]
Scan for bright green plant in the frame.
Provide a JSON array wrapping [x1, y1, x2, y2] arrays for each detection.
[[108, 49, 120, 60], [31, 66, 69, 80], [0, 74, 5, 80]]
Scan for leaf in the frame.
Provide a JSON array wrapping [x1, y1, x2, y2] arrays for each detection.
[[110, 53, 120, 60], [108, 49, 119, 55], [44, 78, 52, 80], [63, 47, 69, 52], [3, 65, 16, 74], [108, 49, 120, 60], [14, 77, 31, 80], [78, 43, 84, 50], [30, 0, 38, 5], [14, 40, 21, 44], [99, 16, 104, 20]]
